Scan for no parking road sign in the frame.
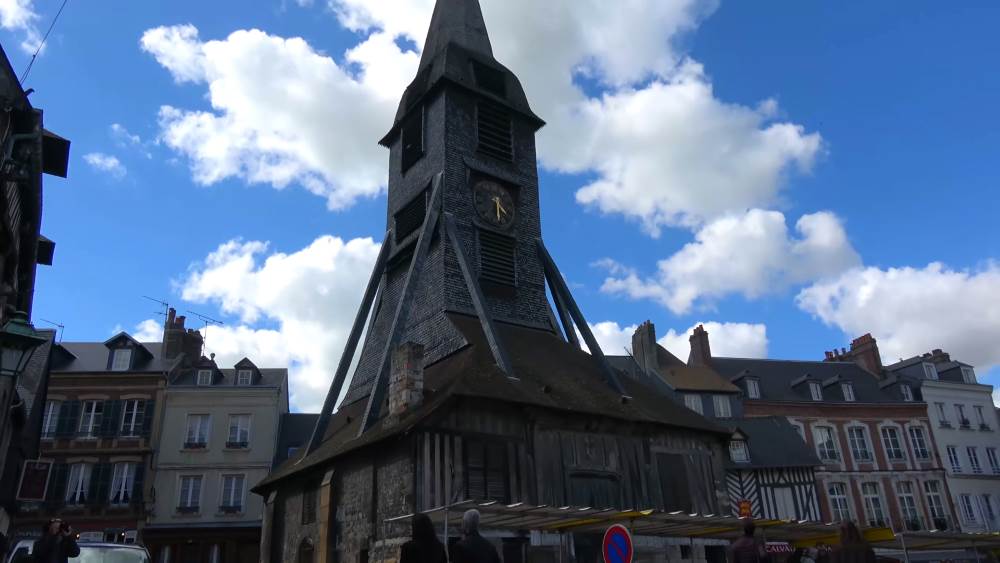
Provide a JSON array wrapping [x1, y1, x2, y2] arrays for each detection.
[[602, 524, 633, 563]]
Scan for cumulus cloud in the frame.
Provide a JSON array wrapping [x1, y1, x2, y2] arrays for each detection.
[[586, 320, 768, 360], [0, 0, 41, 53], [797, 262, 1000, 373], [83, 152, 127, 179], [142, 0, 819, 225], [141, 24, 417, 210], [178, 236, 381, 412], [600, 209, 860, 314]]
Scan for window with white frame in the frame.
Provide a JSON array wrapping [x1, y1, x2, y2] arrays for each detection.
[[924, 481, 946, 521], [974, 406, 988, 428], [961, 367, 976, 383], [227, 414, 251, 447], [111, 348, 132, 371], [41, 400, 60, 437], [861, 482, 887, 527], [809, 382, 823, 401], [956, 404, 969, 427], [986, 448, 1000, 474], [848, 426, 872, 461], [901, 385, 913, 402], [959, 494, 977, 522], [923, 363, 938, 380], [237, 369, 253, 386], [185, 414, 211, 448], [197, 369, 213, 386], [841, 383, 855, 402], [78, 400, 104, 437], [65, 463, 92, 505], [947, 446, 962, 473], [936, 402, 949, 426], [828, 483, 851, 522], [881, 427, 904, 461], [968, 447, 983, 474], [908, 427, 929, 459], [109, 462, 136, 506], [120, 399, 145, 437], [729, 440, 750, 463], [713, 395, 732, 418], [746, 378, 760, 400], [814, 426, 839, 461], [684, 394, 703, 415], [220, 474, 245, 509], [896, 482, 920, 527], [178, 475, 202, 511]]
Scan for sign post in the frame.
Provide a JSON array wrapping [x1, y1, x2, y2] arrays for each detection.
[[602, 524, 633, 563]]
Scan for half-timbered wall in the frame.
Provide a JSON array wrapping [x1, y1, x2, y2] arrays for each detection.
[[726, 468, 820, 521]]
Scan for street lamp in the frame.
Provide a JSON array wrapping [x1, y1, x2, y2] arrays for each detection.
[[0, 311, 47, 379]]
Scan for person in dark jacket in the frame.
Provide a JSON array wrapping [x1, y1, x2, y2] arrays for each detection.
[[32, 518, 80, 563], [453, 510, 500, 563], [400, 514, 447, 563], [728, 520, 766, 563], [829, 522, 874, 563]]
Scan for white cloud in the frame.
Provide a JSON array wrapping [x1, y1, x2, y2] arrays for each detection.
[[585, 320, 768, 361], [133, 319, 164, 342], [600, 209, 860, 314], [110, 123, 153, 159], [141, 24, 417, 210], [0, 0, 41, 54], [178, 236, 381, 411], [83, 152, 127, 179], [797, 262, 1000, 373], [143, 1, 819, 225]]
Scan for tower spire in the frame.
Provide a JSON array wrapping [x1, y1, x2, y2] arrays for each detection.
[[418, 0, 494, 70]]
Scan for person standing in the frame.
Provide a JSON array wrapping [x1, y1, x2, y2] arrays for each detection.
[[829, 522, 874, 563], [728, 520, 767, 563], [452, 510, 501, 563], [401, 514, 448, 563], [31, 519, 80, 563]]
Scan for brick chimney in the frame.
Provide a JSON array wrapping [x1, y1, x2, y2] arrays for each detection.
[[823, 333, 883, 377], [631, 321, 658, 375], [162, 308, 185, 359], [388, 342, 424, 422], [688, 325, 712, 367]]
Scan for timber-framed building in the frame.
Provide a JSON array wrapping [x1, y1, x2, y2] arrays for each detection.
[[254, 2, 732, 563]]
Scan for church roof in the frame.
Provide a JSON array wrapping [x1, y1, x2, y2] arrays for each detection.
[[418, 0, 493, 70], [256, 313, 729, 491]]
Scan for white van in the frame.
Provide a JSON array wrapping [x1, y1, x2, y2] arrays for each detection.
[[5, 540, 151, 563]]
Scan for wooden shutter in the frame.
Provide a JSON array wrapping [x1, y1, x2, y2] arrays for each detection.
[[56, 401, 79, 438], [477, 100, 513, 161], [395, 190, 428, 243], [89, 463, 112, 507], [141, 399, 155, 438], [101, 400, 122, 438], [479, 229, 517, 287], [485, 443, 508, 502], [48, 463, 68, 504], [132, 463, 145, 505], [466, 442, 486, 500]]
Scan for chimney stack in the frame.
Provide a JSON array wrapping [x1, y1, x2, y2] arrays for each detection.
[[688, 325, 712, 367], [388, 342, 425, 422], [823, 333, 883, 377], [631, 321, 658, 375], [162, 308, 185, 360]]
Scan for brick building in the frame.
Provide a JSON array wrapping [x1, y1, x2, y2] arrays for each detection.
[[697, 330, 959, 532], [255, 2, 733, 563]]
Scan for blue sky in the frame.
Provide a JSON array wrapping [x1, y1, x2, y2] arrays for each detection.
[[4, 0, 998, 410]]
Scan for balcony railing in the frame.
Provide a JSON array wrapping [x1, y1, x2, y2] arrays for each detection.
[[902, 516, 925, 531], [219, 505, 242, 514], [225, 441, 249, 449], [176, 505, 199, 514], [183, 442, 207, 450], [979, 423, 992, 431], [960, 419, 971, 429]]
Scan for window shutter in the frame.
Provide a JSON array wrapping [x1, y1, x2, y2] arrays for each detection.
[[89, 463, 112, 507], [401, 107, 424, 173], [479, 229, 517, 287], [395, 190, 428, 243], [55, 402, 76, 437], [102, 400, 122, 437], [477, 100, 513, 161], [486, 443, 508, 502], [141, 399, 155, 438], [466, 442, 486, 500], [132, 463, 145, 505], [48, 464, 68, 504]]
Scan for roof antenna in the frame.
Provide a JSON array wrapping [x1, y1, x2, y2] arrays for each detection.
[[38, 318, 64, 342], [143, 296, 170, 323], [186, 310, 223, 356]]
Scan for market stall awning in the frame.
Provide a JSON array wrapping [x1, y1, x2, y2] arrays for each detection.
[[386, 501, 1000, 552]]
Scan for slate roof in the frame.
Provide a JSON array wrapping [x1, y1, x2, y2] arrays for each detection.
[[273, 413, 320, 468], [608, 350, 740, 393], [50, 342, 171, 373], [170, 368, 287, 388], [726, 417, 821, 470], [712, 357, 909, 404], [257, 313, 730, 491]]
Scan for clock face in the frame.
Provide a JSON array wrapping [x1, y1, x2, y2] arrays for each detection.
[[473, 180, 516, 228]]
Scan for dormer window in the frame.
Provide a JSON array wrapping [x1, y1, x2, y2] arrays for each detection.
[[746, 378, 761, 400], [111, 349, 132, 371], [197, 370, 213, 386], [923, 363, 938, 380], [729, 440, 750, 463], [809, 382, 823, 401], [961, 367, 976, 384], [901, 384, 913, 402], [842, 383, 856, 402], [237, 370, 253, 386]]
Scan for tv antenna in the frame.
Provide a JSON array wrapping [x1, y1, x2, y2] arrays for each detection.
[[38, 318, 65, 342], [143, 296, 170, 321], [186, 310, 224, 355]]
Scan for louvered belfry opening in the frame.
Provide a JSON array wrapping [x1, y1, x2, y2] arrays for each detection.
[[478, 228, 517, 288], [476, 100, 513, 162], [474, 61, 506, 98], [394, 189, 428, 243], [401, 106, 424, 173]]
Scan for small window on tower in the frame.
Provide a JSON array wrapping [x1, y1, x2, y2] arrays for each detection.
[[477, 100, 513, 162], [478, 229, 517, 289], [401, 106, 424, 173], [395, 189, 428, 243], [473, 61, 506, 98]]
